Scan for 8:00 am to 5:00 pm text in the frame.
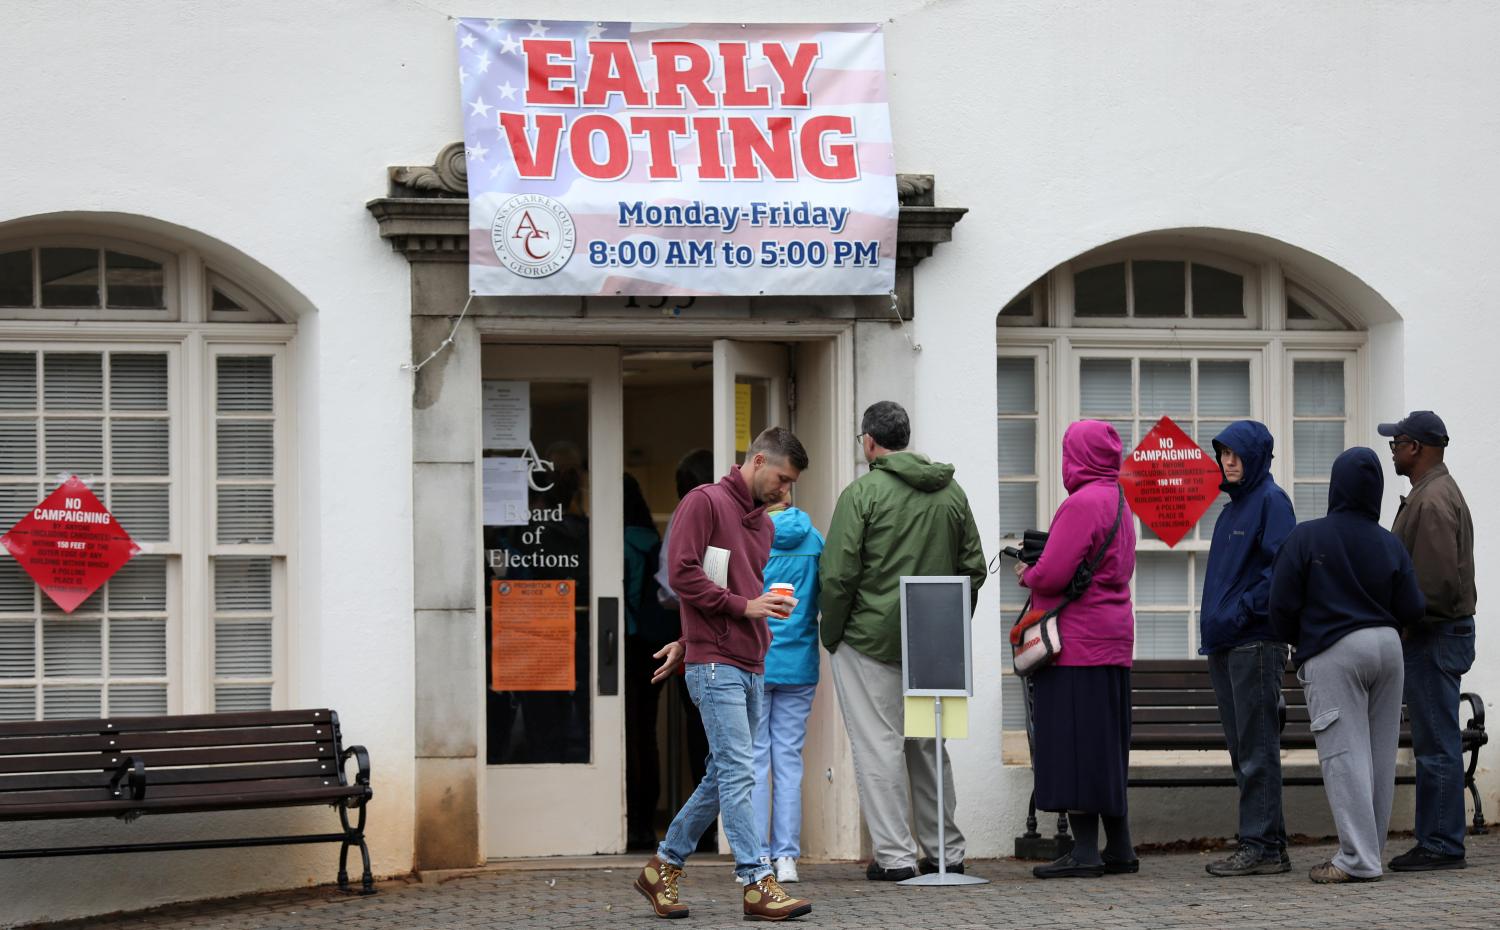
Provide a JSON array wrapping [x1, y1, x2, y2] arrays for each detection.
[[588, 238, 879, 269]]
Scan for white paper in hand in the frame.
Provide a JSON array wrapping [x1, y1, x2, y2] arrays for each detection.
[[702, 546, 730, 588]]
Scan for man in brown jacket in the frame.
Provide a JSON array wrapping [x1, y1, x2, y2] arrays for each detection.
[[1379, 410, 1477, 871]]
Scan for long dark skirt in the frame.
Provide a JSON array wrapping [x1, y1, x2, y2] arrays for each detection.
[[1031, 664, 1131, 816]]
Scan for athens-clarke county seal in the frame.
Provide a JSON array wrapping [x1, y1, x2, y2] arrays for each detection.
[[491, 193, 577, 278]]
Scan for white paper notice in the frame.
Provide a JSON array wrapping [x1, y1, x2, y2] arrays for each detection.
[[702, 546, 730, 589], [482, 381, 530, 450], [483, 457, 530, 526]]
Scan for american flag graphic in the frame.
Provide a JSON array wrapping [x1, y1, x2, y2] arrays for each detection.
[[456, 19, 898, 297]]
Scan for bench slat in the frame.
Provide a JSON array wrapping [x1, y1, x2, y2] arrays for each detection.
[[0, 710, 335, 739], [0, 725, 335, 758], [0, 742, 335, 775], [0, 785, 366, 822], [0, 760, 335, 794], [0, 776, 347, 807]]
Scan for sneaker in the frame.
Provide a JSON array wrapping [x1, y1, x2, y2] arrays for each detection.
[[633, 855, 690, 919], [917, 857, 965, 875], [773, 856, 800, 883], [1309, 860, 1380, 884], [743, 874, 812, 921], [1206, 843, 1291, 877], [1032, 853, 1106, 879], [865, 861, 916, 881], [1388, 844, 1466, 872]]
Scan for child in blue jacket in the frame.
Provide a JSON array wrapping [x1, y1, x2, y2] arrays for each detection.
[[750, 504, 823, 884]]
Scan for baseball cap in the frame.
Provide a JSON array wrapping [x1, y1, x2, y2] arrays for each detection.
[[1376, 410, 1449, 447]]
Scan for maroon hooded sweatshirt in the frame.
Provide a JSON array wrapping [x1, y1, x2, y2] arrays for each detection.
[[667, 467, 774, 674]]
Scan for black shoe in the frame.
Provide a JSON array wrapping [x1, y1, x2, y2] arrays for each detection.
[[1388, 844, 1466, 872], [917, 858, 964, 875], [865, 861, 916, 882], [1033, 854, 1106, 879], [1102, 856, 1139, 874], [1206, 843, 1291, 877]]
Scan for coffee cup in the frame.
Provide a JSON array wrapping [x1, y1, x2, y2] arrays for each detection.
[[768, 582, 796, 616]]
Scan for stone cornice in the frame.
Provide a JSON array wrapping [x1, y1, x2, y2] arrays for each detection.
[[367, 143, 966, 268]]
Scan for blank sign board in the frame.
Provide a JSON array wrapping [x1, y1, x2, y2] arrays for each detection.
[[899, 576, 973, 696]]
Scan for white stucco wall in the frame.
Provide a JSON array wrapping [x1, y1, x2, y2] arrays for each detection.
[[0, 1, 444, 923], [2, 0, 1497, 922]]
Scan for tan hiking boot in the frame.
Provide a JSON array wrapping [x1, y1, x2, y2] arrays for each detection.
[[633, 855, 689, 919], [743, 873, 812, 921], [1309, 860, 1380, 884]]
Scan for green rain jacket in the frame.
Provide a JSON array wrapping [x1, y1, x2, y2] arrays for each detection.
[[818, 451, 987, 663]]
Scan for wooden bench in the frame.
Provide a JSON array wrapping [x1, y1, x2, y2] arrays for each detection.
[[0, 708, 374, 894], [1128, 659, 1489, 832]]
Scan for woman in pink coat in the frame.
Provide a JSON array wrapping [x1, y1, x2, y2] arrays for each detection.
[[1016, 420, 1137, 879]]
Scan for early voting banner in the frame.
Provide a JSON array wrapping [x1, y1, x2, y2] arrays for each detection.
[[456, 19, 898, 296]]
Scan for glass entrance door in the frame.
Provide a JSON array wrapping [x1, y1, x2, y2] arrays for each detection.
[[481, 345, 624, 858]]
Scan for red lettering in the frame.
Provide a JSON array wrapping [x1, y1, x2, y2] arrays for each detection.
[[720, 42, 771, 107], [523, 39, 577, 106], [764, 42, 820, 107], [570, 114, 631, 180], [728, 116, 796, 180], [631, 116, 689, 180], [691, 116, 728, 180], [799, 115, 858, 180], [498, 112, 565, 179], [581, 41, 649, 107], [651, 41, 716, 108]]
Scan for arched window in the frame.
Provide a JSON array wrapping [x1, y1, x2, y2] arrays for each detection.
[[995, 235, 1365, 752], [0, 232, 295, 720]]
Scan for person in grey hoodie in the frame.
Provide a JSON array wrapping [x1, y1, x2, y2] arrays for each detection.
[[1270, 447, 1425, 884], [1198, 421, 1297, 877]]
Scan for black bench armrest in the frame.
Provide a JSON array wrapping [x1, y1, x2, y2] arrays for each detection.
[[109, 756, 146, 801], [341, 745, 372, 803], [1461, 692, 1486, 735]]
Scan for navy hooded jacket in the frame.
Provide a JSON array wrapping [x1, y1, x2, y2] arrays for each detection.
[[1269, 447, 1425, 667], [1198, 420, 1297, 654]]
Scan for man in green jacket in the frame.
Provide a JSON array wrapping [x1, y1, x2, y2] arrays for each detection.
[[820, 400, 987, 881]]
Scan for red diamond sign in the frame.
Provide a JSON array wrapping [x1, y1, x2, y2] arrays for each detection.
[[1119, 416, 1224, 547], [0, 476, 140, 613]]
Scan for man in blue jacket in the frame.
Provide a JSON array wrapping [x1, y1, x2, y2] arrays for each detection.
[[1198, 421, 1297, 877]]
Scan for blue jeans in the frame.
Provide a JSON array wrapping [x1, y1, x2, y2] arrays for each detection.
[[751, 682, 817, 860], [1403, 618, 1476, 856], [658, 662, 770, 883], [1207, 641, 1289, 856]]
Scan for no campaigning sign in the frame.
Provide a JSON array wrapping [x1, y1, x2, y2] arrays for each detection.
[[1119, 417, 1223, 547], [0, 476, 139, 613]]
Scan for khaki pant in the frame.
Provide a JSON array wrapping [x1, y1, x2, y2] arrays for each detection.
[[830, 644, 965, 870]]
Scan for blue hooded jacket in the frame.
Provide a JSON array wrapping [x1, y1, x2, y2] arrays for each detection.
[[1198, 420, 1297, 654], [763, 507, 824, 686], [1269, 448, 1425, 667]]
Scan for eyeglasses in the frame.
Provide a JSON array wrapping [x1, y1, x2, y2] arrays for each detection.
[[854, 432, 866, 445], [1388, 439, 1420, 451]]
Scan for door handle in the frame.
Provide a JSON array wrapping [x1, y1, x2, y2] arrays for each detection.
[[598, 597, 620, 696]]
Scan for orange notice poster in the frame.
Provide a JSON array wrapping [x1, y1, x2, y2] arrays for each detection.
[[491, 579, 577, 692]]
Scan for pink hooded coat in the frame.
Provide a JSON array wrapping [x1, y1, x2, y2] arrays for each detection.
[[1019, 420, 1137, 667]]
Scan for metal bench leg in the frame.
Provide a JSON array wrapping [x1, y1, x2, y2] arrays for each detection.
[[1465, 753, 1488, 835], [338, 800, 377, 895]]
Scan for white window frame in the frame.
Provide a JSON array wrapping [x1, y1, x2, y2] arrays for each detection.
[[1062, 247, 1263, 329], [0, 236, 180, 323], [996, 250, 1369, 753], [0, 234, 295, 720]]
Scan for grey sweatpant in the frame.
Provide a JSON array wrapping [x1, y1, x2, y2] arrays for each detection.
[[1297, 625, 1405, 878], [829, 644, 965, 870]]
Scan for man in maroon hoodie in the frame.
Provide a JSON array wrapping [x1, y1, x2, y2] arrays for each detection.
[[633, 427, 813, 922]]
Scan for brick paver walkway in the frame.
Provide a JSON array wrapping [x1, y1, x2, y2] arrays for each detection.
[[29, 833, 1500, 929]]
